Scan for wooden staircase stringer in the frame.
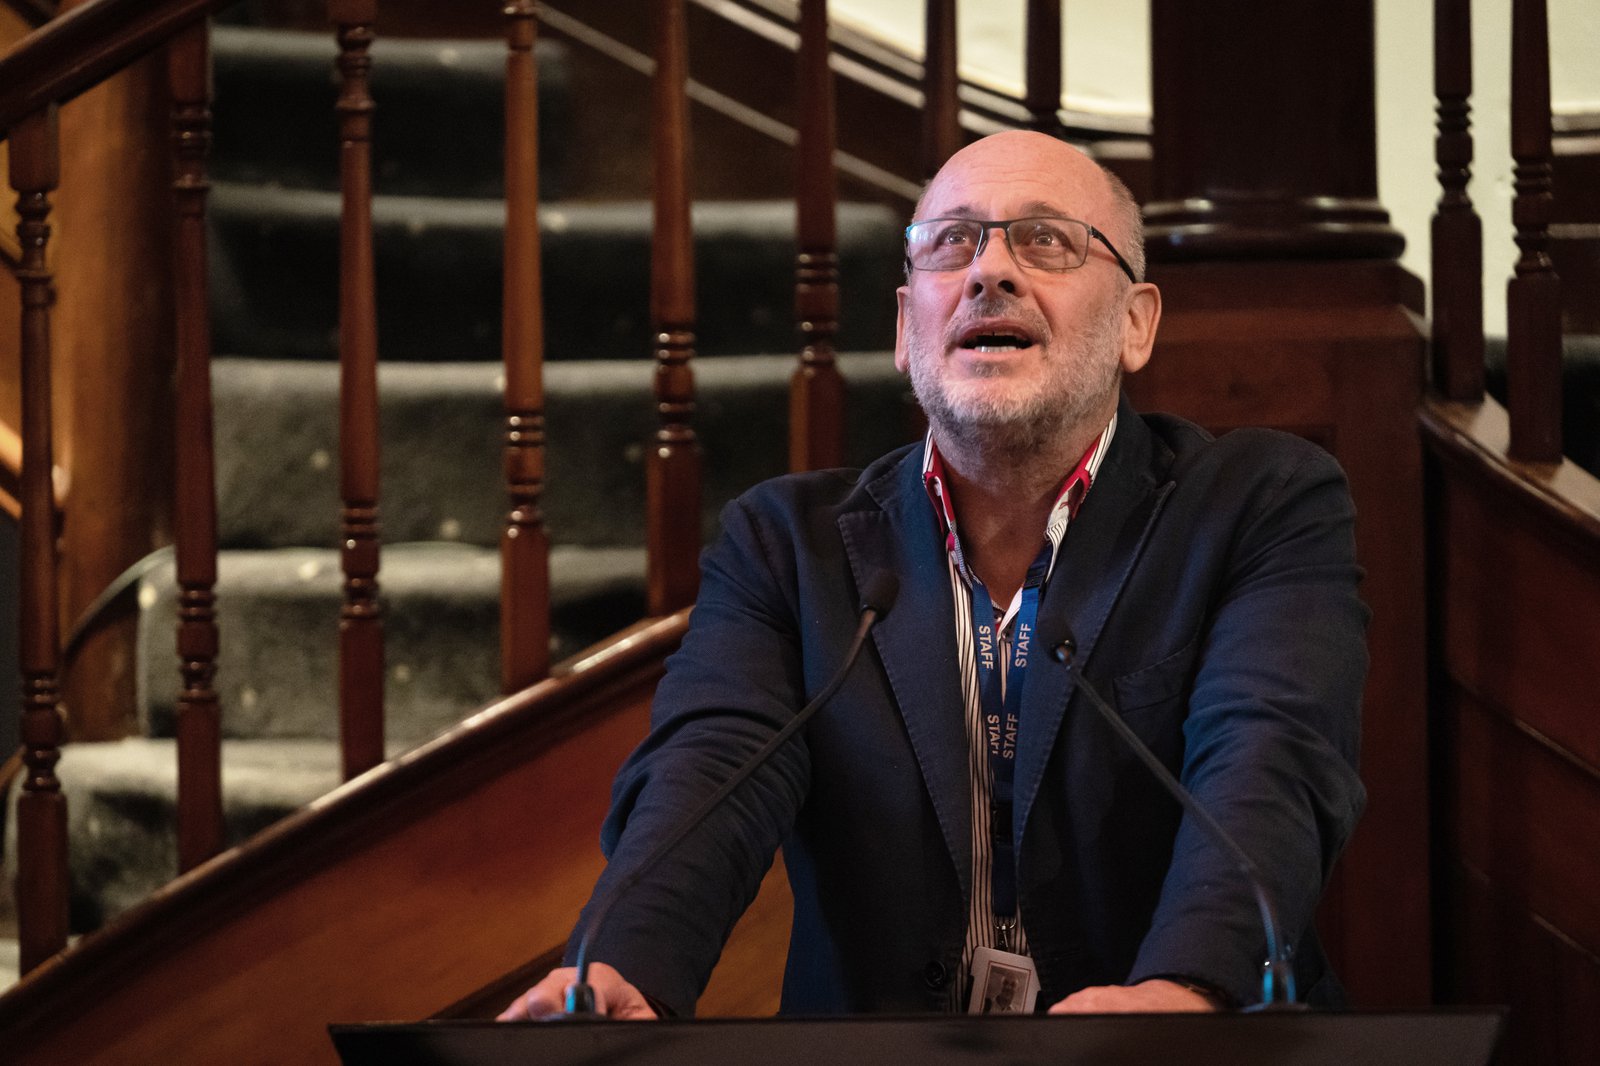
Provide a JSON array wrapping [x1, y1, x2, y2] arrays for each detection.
[[0, 610, 750, 1065]]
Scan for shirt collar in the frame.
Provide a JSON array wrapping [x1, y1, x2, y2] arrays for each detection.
[[921, 412, 1117, 586]]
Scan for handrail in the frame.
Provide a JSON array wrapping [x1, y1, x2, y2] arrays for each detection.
[[1420, 395, 1600, 548], [0, 609, 690, 1040], [0, 0, 231, 137]]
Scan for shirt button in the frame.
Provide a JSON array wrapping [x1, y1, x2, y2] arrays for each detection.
[[923, 960, 949, 989]]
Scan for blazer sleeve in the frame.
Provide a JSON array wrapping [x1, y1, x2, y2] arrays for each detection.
[[563, 493, 811, 1018], [1125, 443, 1369, 1006]]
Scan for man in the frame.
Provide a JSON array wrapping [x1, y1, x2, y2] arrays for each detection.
[[502, 131, 1366, 1020]]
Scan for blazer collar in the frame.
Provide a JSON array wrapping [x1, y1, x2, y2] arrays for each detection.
[[1012, 395, 1176, 842], [838, 447, 973, 901], [833, 397, 1178, 899]]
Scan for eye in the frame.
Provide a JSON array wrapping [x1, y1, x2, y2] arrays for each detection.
[[1013, 220, 1067, 247], [935, 222, 979, 246]]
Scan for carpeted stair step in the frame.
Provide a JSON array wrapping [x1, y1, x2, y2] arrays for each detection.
[[210, 25, 573, 199], [211, 352, 916, 552], [2, 737, 357, 933], [209, 184, 904, 362], [135, 543, 648, 746]]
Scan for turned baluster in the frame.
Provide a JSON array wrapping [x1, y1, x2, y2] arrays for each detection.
[[790, 0, 844, 473], [168, 21, 225, 872], [500, 0, 552, 692], [1430, 0, 1484, 402], [332, 0, 385, 777], [922, 0, 960, 178], [1024, 0, 1064, 137], [646, 0, 702, 615], [11, 106, 69, 976], [1505, 0, 1562, 462]]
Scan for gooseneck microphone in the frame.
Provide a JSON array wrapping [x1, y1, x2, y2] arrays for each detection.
[[1047, 626, 1302, 1011], [565, 571, 900, 1015]]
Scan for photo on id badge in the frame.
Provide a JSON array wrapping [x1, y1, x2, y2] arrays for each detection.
[[967, 946, 1040, 1014]]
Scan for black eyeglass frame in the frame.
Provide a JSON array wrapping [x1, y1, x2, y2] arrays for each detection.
[[903, 215, 1139, 284]]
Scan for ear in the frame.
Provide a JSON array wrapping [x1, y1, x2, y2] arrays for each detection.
[[893, 285, 911, 374], [1118, 282, 1161, 375]]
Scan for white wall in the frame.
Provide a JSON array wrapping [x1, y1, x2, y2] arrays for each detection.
[[830, 0, 1600, 335]]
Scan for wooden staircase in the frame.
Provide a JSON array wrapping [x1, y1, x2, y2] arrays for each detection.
[[1, 2, 1598, 1065]]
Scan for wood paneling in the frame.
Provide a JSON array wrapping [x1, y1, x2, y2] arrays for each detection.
[[1442, 686, 1600, 957], [1424, 394, 1600, 1066], [1436, 458, 1600, 773]]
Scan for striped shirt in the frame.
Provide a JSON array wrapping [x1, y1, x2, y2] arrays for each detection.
[[920, 413, 1117, 1006]]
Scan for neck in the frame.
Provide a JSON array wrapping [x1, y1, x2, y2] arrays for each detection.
[[934, 416, 1103, 605]]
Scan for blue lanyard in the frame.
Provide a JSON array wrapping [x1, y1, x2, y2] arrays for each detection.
[[968, 542, 1052, 929]]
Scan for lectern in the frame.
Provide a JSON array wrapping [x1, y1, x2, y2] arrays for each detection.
[[331, 1010, 1503, 1066]]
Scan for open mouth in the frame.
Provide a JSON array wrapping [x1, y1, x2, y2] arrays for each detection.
[[958, 330, 1036, 353]]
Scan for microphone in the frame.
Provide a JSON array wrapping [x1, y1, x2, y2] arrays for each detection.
[[564, 570, 900, 1014], [1046, 626, 1302, 1011]]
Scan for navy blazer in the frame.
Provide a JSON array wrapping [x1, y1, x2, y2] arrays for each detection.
[[570, 398, 1368, 1016]]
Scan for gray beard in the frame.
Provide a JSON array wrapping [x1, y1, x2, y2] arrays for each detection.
[[905, 297, 1123, 461]]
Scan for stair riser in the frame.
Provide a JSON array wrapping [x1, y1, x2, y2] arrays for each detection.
[[209, 186, 905, 362]]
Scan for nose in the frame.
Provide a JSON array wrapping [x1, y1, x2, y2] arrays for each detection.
[[965, 224, 1023, 299]]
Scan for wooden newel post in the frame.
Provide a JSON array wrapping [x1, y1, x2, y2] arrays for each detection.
[[168, 20, 225, 872], [331, 0, 385, 778], [1505, 0, 1562, 463], [500, 0, 552, 692], [1143, 0, 1430, 1010], [1147, 0, 1403, 260], [646, 0, 702, 616], [790, 0, 844, 473], [11, 106, 69, 976]]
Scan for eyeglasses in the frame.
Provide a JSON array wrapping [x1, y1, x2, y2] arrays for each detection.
[[904, 215, 1138, 284]]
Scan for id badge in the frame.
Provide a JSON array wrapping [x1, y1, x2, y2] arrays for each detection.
[[966, 946, 1041, 1014]]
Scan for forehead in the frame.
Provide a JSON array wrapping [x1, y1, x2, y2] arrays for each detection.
[[917, 137, 1110, 222]]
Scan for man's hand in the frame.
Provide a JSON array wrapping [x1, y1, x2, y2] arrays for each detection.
[[497, 962, 659, 1021], [1048, 978, 1222, 1014]]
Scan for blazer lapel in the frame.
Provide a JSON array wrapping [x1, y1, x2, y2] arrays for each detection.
[[1012, 404, 1176, 843], [838, 449, 973, 901]]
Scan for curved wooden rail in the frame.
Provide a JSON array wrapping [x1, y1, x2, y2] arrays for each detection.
[[0, 613, 698, 1065], [0, 0, 231, 137]]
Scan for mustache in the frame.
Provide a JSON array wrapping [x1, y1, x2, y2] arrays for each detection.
[[943, 298, 1049, 346]]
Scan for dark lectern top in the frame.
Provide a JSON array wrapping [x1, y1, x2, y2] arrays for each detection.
[[331, 1009, 1504, 1066]]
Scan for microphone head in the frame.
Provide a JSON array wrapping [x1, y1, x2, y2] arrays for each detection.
[[859, 571, 900, 617], [1049, 626, 1077, 664]]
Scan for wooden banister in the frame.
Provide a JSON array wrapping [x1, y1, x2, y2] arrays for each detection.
[[0, 0, 231, 137], [499, 0, 553, 693], [1505, 0, 1562, 463], [921, 0, 959, 179], [167, 19, 223, 872], [788, 0, 844, 473], [10, 105, 68, 977], [332, 0, 386, 780], [1431, 0, 1485, 402], [645, 0, 702, 616]]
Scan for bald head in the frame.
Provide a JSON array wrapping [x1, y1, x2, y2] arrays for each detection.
[[915, 132, 1145, 281]]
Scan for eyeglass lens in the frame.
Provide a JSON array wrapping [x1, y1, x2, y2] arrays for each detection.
[[906, 218, 1093, 272]]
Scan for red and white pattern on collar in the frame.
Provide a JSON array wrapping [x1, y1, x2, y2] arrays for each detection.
[[921, 412, 1116, 605]]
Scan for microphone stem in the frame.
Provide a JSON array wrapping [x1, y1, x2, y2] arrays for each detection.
[[1066, 664, 1297, 1008], [569, 605, 884, 1012]]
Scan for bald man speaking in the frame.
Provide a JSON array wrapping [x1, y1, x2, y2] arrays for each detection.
[[503, 132, 1366, 1020]]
